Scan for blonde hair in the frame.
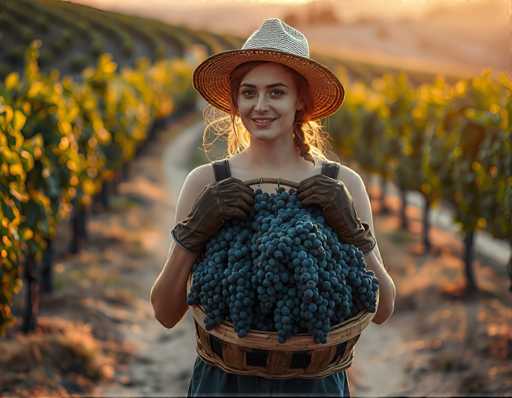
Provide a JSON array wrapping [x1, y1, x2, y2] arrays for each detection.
[[200, 61, 339, 164]]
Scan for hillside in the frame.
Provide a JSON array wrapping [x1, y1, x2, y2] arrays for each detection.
[[99, 0, 508, 77], [0, 0, 240, 79]]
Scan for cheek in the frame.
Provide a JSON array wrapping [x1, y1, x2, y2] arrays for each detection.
[[237, 98, 297, 128], [237, 100, 252, 118], [274, 98, 296, 113]]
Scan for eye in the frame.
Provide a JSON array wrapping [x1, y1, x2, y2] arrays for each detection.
[[271, 89, 285, 97], [240, 89, 285, 97], [241, 89, 254, 97]]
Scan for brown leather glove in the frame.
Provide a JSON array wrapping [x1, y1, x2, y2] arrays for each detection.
[[171, 177, 255, 253], [296, 174, 376, 255]]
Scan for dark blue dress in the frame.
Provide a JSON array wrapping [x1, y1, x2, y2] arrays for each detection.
[[187, 355, 351, 397]]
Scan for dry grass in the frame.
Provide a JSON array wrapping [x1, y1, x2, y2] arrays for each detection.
[[0, 316, 118, 397]]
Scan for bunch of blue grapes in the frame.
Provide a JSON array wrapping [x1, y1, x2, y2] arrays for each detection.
[[187, 186, 379, 344]]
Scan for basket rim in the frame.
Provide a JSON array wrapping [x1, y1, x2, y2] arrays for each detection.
[[193, 301, 373, 334], [188, 272, 378, 351], [190, 302, 375, 350]]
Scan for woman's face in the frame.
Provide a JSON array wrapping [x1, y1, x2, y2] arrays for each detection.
[[236, 62, 304, 142]]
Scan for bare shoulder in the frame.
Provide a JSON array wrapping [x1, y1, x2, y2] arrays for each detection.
[[173, 163, 217, 225], [187, 162, 217, 187], [330, 162, 372, 216], [333, 162, 383, 260], [330, 161, 365, 194]]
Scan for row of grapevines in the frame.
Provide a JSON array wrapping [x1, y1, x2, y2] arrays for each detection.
[[330, 68, 511, 291], [0, 40, 200, 335]]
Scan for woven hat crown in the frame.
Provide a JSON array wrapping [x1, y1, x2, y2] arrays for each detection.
[[242, 18, 310, 58]]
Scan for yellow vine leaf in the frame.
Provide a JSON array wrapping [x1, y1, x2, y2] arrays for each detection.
[[23, 229, 33, 240], [13, 110, 26, 132], [5, 73, 19, 90]]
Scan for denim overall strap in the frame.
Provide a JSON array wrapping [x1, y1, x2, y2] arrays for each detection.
[[212, 159, 231, 182], [321, 160, 340, 179]]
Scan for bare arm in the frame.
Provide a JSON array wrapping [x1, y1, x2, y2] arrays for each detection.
[[340, 166, 396, 324], [149, 165, 212, 329], [150, 240, 198, 328]]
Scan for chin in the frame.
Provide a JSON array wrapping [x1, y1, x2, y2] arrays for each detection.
[[247, 125, 286, 140], [250, 130, 282, 141]]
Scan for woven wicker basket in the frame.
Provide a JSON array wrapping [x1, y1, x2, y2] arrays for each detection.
[[187, 177, 378, 379]]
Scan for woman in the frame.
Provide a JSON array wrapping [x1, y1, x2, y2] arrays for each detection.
[[150, 18, 396, 396]]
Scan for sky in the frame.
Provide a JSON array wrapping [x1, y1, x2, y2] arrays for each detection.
[[70, 0, 477, 18], [78, 0, 312, 8]]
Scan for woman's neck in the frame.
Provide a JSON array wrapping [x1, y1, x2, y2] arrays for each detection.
[[239, 136, 314, 171]]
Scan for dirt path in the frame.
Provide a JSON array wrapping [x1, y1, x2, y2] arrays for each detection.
[[349, 314, 416, 396], [88, 110, 419, 397], [91, 114, 203, 396]]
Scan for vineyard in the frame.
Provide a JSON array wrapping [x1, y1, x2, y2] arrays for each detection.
[[331, 69, 511, 291], [0, 0, 239, 79], [0, 0, 511, 396]]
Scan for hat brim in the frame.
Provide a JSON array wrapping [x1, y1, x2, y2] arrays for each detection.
[[192, 48, 345, 121]]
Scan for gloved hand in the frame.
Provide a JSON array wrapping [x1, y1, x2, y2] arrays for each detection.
[[296, 174, 376, 255], [171, 177, 255, 253]]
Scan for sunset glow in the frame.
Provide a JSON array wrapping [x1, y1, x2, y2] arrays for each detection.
[[71, 0, 477, 16]]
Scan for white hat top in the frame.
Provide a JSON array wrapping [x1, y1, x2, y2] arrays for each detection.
[[242, 18, 310, 58]]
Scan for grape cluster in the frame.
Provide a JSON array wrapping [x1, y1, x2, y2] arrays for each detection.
[[187, 186, 379, 344]]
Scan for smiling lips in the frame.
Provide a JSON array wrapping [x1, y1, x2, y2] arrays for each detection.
[[253, 117, 277, 127]]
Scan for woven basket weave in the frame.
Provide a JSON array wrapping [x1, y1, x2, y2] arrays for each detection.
[[187, 177, 378, 379]]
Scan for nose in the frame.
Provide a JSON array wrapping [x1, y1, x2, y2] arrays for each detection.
[[254, 93, 270, 113]]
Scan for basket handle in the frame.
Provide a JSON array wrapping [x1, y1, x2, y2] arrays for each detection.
[[242, 177, 299, 190]]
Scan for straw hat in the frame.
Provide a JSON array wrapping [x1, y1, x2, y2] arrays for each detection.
[[192, 18, 345, 121]]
